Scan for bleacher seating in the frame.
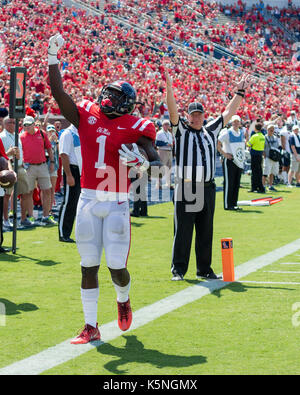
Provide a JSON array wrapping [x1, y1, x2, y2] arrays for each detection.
[[0, 0, 298, 122]]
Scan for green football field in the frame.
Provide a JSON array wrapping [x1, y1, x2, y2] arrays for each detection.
[[1, 177, 300, 375]]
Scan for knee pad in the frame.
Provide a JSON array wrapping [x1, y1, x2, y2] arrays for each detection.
[[106, 243, 129, 270], [105, 213, 130, 269], [76, 208, 101, 268], [76, 218, 101, 268], [78, 243, 101, 268]]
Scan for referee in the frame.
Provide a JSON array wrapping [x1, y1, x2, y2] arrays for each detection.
[[58, 124, 82, 243], [165, 67, 251, 281]]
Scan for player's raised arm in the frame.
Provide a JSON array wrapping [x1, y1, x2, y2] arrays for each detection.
[[48, 33, 80, 128]]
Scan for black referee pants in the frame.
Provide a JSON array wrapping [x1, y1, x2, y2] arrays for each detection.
[[130, 176, 148, 216], [251, 154, 264, 192], [222, 158, 243, 209], [58, 165, 81, 240], [171, 181, 216, 277]]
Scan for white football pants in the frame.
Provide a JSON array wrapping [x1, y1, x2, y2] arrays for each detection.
[[75, 197, 131, 270]]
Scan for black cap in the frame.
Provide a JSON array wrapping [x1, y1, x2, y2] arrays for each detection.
[[188, 102, 204, 115]]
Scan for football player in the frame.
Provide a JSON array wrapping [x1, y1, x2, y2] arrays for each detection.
[[48, 33, 162, 344]]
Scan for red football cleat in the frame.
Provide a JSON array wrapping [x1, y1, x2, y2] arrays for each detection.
[[70, 323, 101, 344], [117, 298, 132, 331]]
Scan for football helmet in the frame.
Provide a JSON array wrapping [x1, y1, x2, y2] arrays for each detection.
[[98, 80, 137, 116]]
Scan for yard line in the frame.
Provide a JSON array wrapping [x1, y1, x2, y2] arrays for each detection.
[[1, 238, 300, 375], [279, 262, 300, 265], [239, 281, 300, 285], [263, 271, 300, 274]]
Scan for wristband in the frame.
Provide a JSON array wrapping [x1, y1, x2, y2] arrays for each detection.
[[235, 91, 245, 98], [48, 54, 59, 66], [50, 161, 55, 163]]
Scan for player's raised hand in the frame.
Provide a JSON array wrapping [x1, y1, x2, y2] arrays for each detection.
[[48, 33, 65, 65], [48, 33, 64, 55]]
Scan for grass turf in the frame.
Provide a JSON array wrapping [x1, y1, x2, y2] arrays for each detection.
[[1, 177, 300, 374]]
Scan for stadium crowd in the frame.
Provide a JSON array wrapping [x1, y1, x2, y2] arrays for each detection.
[[102, 0, 299, 79], [0, 0, 299, 234], [0, 0, 299, 118]]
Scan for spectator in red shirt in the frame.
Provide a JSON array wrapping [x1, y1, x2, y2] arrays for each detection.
[[20, 116, 57, 226]]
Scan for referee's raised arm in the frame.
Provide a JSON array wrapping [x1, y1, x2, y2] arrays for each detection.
[[165, 68, 179, 126], [222, 74, 253, 126]]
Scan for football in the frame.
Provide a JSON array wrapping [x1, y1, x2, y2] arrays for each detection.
[[0, 156, 8, 171], [0, 170, 17, 189], [124, 143, 149, 161]]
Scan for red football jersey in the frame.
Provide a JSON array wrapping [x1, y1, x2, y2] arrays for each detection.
[[77, 100, 156, 194], [0, 139, 8, 160]]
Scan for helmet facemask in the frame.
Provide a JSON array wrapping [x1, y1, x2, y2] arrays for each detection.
[[98, 81, 137, 117]]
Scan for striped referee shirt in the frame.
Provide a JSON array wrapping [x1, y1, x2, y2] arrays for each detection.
[[172, 116, 224, 183]]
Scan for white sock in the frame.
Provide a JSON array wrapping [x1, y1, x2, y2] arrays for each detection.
[[113, 280, 131, 303], [81, 288, 99, 328]]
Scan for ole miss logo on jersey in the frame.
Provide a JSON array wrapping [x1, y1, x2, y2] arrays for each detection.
[[97, 127, 110, 136], [77, 100, 156, 194]]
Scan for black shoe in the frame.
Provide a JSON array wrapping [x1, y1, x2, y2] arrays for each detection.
[[197, 270, 221, 280], [130, 212, 140, 217], [59, 237, 75, 243], [171, 273, 184, 281], [225, 206, 242, 211], [0, 247, 9, 253]]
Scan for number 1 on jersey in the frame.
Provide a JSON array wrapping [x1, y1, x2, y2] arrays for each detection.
[[95, 135, 107, 169]]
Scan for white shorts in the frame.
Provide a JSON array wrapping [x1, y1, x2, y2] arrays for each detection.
[[263, 157, 279, 176], [75, 196, 131, 270]]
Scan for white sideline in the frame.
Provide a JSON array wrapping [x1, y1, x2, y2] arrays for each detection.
[[240, 281, 300, 285], [279, 262, 300, 265], [1, 238, 300, 375], [264, 271, 300, 274]]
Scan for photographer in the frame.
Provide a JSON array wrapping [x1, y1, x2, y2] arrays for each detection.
[[263, 124, 281, 191], [31, 94, 44, 115]]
